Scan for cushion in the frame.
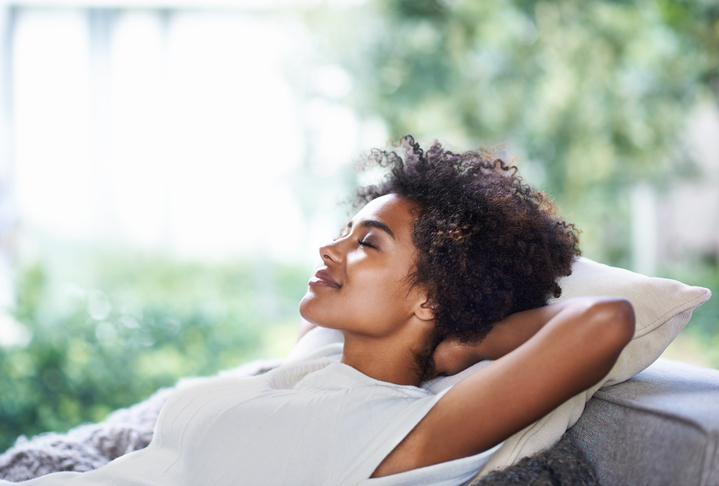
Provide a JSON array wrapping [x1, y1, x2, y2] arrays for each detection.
[[474, 256, 712, 478]]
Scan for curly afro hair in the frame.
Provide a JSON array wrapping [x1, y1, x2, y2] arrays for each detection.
[[354, 136, 581, 379]]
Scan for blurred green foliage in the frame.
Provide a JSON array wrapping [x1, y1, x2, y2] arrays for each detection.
[[299, 0, 719, 266], [0, 251, 310, 452]]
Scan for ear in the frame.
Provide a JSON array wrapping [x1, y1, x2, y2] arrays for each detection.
[[414, 297, 436, 322]]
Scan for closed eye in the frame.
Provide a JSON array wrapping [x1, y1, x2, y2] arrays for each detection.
[[358, 239, 376, 249]]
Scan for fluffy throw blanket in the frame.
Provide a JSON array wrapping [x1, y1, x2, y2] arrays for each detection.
[[0, 360, 598, 485]]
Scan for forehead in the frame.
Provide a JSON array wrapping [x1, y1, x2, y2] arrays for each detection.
[[353, 194, 417, 238]]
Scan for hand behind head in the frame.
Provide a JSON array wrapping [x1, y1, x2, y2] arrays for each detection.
[[431, 339, 483, 378]]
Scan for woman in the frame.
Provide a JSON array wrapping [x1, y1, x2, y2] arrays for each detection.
[[2, 137, 634, 485], [295, 136, 634, 482]]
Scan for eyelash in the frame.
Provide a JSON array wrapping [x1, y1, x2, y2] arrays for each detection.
[[358, 239, 376, 249], [334, 226, 376, 249]]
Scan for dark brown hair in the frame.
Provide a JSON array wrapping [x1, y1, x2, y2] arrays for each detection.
[[354, 136, 581, 379]]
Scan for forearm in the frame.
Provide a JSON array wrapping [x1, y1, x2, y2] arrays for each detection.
[[473, 298, 588, 360], [433, 296, 631, 376]]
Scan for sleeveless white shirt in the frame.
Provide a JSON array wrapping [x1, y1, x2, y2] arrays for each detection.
[[4, 328, 499, 486]]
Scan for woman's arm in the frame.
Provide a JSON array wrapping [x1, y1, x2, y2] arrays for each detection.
[[432, 298, 583, 376], [373, 296, 635, 477]]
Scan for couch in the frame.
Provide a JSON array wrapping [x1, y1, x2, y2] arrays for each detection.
[[568, 357, 719, 486]]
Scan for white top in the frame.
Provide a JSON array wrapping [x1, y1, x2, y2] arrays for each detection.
[[5, 328, 500, 486]]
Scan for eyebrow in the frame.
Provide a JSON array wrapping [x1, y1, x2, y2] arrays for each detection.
[[346, 220, 396, 240]]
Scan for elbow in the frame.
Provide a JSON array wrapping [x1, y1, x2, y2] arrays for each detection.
[[562, 297, 635, 385], [585, 297, 636, 354], [603, 298, 635, 347]]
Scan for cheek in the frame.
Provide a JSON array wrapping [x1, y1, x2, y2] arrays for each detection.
[[356, 271, 415, 318], [364, 282, 404, 307], [352, 265, 406, 299]]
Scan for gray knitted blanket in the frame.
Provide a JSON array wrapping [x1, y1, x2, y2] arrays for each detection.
[[0, 360, 598, 485]]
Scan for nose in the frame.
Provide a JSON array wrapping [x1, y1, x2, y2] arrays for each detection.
[[319, 239, 344, 264]]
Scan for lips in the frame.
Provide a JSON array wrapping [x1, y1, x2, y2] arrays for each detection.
[[309, 269, 342, 289]]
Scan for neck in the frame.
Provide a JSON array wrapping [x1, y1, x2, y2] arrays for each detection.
[[340, 331, 427, 387]]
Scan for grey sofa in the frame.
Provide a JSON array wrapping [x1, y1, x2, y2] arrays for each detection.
[[569, 358, 719, 486]]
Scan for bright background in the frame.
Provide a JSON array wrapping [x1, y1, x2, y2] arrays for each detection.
[[0, 0, 717, 450]]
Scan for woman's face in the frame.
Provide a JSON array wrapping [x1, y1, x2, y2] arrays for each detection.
[[299, 194, 429, 338]]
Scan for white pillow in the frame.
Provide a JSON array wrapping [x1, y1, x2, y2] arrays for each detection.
[[475, 256, 712, 477]]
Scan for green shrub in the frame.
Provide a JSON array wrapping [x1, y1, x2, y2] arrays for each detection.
[[0, 251, 311, 452]]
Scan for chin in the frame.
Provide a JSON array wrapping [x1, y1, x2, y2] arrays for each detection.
[[299, 293, 340, 331], [298, 292, 320, 325]]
